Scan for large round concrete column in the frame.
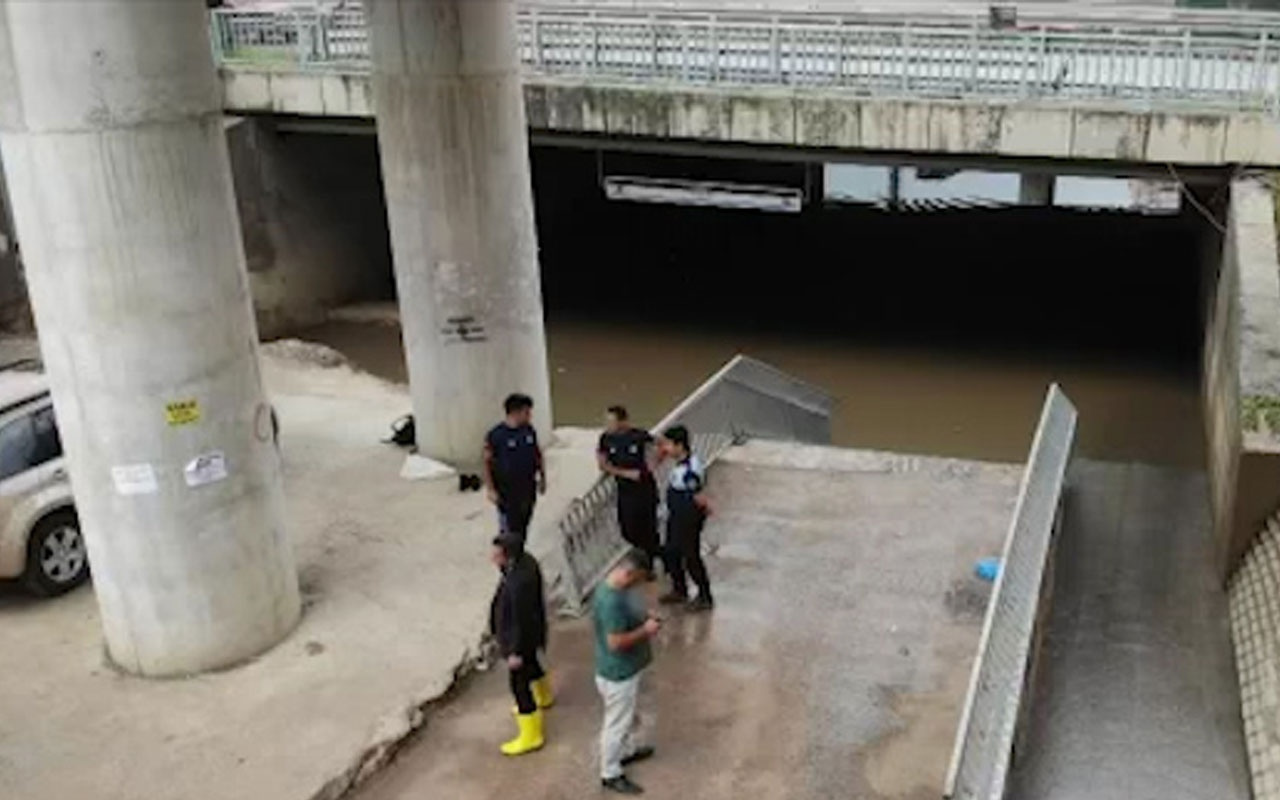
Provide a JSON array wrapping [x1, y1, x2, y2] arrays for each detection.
[[368, 0, 553, 464], [0, 0, 300, 676]]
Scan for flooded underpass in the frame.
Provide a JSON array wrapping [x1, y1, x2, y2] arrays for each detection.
[[277, 140, 1250, 798], [302, 146, 1210, 468], [305, 314, 1203, 466]]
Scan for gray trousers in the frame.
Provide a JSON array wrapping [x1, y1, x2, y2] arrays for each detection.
[[595, 670, 650, 779]]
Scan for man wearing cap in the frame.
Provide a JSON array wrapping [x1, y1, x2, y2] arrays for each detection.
[[489, 533, 553, 756]]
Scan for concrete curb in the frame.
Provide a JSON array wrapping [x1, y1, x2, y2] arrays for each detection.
[[310, 636, 489, 800]]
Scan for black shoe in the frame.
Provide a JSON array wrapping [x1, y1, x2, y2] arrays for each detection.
[[621, 746, 655, 766], [687, 596, 715, 613], [602, 775, 644, 794], [658, 591, 687, 605]]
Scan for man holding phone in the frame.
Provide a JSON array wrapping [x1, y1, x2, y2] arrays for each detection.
[[593, 549, 661, 794]]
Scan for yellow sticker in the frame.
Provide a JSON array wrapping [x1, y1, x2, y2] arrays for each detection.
[[165, 399, 201, 427]]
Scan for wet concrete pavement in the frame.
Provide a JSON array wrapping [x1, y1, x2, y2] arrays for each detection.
[[1010, 461, 1250, 800], [357, 446, 1021, 800]]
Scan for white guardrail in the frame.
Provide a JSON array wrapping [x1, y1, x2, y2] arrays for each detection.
[[944, 383, 1077, 800], [210, 3, 1280, 112]]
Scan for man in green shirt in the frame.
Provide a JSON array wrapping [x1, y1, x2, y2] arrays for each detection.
[[594, 548, 661, 795]]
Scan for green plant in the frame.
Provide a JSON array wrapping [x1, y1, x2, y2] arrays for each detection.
[[1242, 394, 1280, 434]]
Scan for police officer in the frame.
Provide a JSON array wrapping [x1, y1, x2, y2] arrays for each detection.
[[484, 393, 546, 541], [597, 405, 659, 566], [658, 425, 714, 612]]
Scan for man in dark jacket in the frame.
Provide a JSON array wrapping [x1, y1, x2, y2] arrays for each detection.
[[597, 405, 659, 567], [489, 533, 551, 756]]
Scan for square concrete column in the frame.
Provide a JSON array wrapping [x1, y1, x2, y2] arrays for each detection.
[[0, 0, 300, 676], [1019, 173, 1056, 206], [368, 0, 552, 465]]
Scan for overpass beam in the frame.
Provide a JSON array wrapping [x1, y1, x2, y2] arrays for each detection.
[[367, 0, 552, 463], [0, 0, 300, 676], [1019, 172, 1057, 206]]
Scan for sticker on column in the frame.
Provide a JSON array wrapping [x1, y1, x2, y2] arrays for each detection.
[[111, 463, 158, 496], [165, 399, 201, 427], [184, 451, 228, 488]]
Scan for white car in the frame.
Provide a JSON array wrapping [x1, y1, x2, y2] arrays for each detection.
[[0, 363, 84, 596]]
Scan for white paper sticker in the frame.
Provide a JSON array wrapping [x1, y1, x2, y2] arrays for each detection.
[[184, 451, 228, 488], [112, 464, 157, 496]]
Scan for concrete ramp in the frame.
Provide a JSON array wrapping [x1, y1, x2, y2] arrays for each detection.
[[1009, 462, 1250, 800]]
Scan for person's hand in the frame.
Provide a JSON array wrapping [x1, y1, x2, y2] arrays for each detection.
[[486, 486, 498, 505], [624, 469, 642, 482], [642, 618, 661, 637], [507, 654, 523, 670]]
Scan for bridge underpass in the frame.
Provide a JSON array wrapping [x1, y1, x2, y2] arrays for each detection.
[[262, 128, 1219, 465], [0, 3, 1275, 799], [262, 134, 1250, 797], [534, 147, 1251, 799]]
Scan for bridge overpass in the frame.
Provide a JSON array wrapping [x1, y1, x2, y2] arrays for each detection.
[[1, 3, 1279, 799], [214, 2, 1280, 167], [209, 5, 1280, 800]]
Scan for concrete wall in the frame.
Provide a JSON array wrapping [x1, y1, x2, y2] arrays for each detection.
[[1204, 177, 1280, 580], [0, 160, 29, 332], [0, 120, 391, 338], [221, 66, 1280, 167], [226, 117, 392, 337]]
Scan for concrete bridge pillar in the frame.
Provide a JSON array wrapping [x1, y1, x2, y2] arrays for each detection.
[[0, 0, 300, 675], [1020, 173, 1056, 206], [367, 0, 552, 464]]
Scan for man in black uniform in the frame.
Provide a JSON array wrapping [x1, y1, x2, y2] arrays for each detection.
[[597, 405, 659, 566], [484, 393, 546, 541], [489, 533, 552, 756]]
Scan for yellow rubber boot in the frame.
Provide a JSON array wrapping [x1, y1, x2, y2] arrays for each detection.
[[532, 676, 555, 710], [500, 709, 544, 756]]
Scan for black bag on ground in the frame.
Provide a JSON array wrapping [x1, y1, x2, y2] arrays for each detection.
[[385, 414, 415, 447]]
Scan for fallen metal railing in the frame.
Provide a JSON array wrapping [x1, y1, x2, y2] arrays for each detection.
[[210, 4, 1280, 113], [556, 354, 833, 614], [945, 383, 1077, 800]]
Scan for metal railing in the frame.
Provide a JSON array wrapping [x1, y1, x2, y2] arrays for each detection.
[[556, 354, 834, 613], [210, 4, 1280, 113], [945, 384, 1077, 800]]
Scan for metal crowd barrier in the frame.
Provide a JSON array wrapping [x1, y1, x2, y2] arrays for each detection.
[[210, 3, 1280, 113], [556, 354, 833, 614], [944, 384, 1077, 800]]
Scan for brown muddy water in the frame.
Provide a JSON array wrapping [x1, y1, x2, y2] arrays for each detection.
[[296, 316, 1203, 467]]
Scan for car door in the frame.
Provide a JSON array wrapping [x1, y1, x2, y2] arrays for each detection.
[[0, 400, 66, 518]]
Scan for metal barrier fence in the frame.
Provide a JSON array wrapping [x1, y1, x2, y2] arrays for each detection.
[[556, 354, 833, 614], [945, 384, 1077, 800], [210, 4, 1280, 113]]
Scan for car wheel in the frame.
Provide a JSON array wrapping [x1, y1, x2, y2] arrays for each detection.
[[23, 510, 88, 597]]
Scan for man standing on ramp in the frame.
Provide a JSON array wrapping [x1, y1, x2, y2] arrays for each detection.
[[658, 425, 714, 611], [594, 549, 660, 794], [597, 405, 660, 566], [489, 533, 553, 756]]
